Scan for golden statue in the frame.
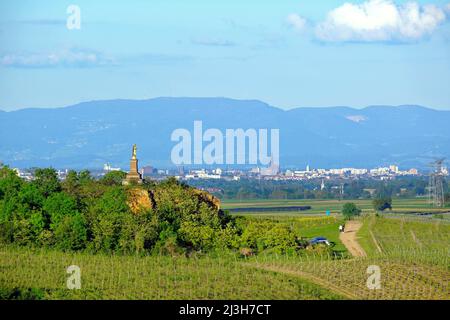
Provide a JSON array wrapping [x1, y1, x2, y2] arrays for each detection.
[[132, 144, 137, 159]]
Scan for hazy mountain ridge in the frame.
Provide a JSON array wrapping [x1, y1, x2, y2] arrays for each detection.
[[1, 97, 449, 169]]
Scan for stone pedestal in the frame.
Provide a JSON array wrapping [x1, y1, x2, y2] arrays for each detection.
[[124, 158, 143, 185]]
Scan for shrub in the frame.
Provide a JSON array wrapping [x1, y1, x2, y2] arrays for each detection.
[[240, 220, 298, 254], [90, 187, 130, 252], [43, 192, 79, 230], [100, 171, 127, 186], [372, 197, 392, 212], [53, 213, 87, 251], [32, 168, 61, 197], [342, 202, 362, 220]]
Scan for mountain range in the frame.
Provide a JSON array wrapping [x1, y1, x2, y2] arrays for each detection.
[[1, 97, 449, 170]]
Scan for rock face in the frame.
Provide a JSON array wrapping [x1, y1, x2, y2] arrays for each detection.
[[127, 188, 153, 214], [192, 189, 221, 210], [126, 186, 221, 214]]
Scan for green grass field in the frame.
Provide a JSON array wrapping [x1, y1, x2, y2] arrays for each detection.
[[222, 198, 450, 216], [1, 199, 449, 300]]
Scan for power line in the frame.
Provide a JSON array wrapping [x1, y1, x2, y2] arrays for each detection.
[[428, 158, 445, 208]]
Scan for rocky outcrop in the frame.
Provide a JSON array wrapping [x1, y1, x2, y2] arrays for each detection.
[[126, 186, 221, 214], [192, 189, 221, 210], [126, 188, 153, 214]]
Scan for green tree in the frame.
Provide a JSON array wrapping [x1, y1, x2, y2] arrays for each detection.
[[17, 183, 45, 214], [53, 213, 87, 250], [33, 168, 60, 197], [240, 220, 297, 254], [117, 210, 159, 254], [43, 192, 79, 230], [62, 170, 80, 196], [91, 187, 130, 252], [372, 197, 393, 212], [78, 170, 93, 184], [101, 171, 126, 186], [0, 168, 23, 242], [341, 202, 362, 220], [0, 166, 23, 200]]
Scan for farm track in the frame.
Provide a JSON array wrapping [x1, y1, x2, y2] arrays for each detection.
[[340, 220, 367, 257]]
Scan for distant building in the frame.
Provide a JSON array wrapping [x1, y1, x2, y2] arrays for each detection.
[[363, 188, 377, 196], [285, 170, 294, 177], [260, 159, 280, 176], [250, 167, 261, 174], [104, 163, 121, 172], [184, 169, 221, 180], [13, 168, 33, 181], [389, 165, 399, 173], [141, 165, 155, 177]]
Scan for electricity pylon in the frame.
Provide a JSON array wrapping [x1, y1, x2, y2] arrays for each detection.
[[428, 158, 445, 208]]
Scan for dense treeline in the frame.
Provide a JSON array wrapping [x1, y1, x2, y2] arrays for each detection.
[[188, 177, 449, 201], [0, 166, 308, 255]]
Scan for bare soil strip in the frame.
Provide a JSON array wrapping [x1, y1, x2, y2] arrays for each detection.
[[340, 220, 367, 257]]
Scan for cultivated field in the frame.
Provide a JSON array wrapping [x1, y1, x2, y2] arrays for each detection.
[[222, 198, 450, 217], [0, 245, 343, 300], [0, 203, 448, 300], [250, 216, 449, 300]]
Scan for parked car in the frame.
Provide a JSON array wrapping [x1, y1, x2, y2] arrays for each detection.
[[309, 237, 331, 246]]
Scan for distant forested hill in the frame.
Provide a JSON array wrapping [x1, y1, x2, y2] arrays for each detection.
[[1, 97, 449, 169]]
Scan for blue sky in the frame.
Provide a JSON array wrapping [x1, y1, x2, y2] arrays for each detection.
[[1, 0, 450, 110]]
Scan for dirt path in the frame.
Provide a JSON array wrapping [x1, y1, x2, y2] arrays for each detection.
[[340, 220, 367, 257]]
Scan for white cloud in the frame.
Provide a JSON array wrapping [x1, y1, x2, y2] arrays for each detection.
[[315, 0, 447, 42], [287, 13, 307, 31], [0, 48, 113, 68]]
